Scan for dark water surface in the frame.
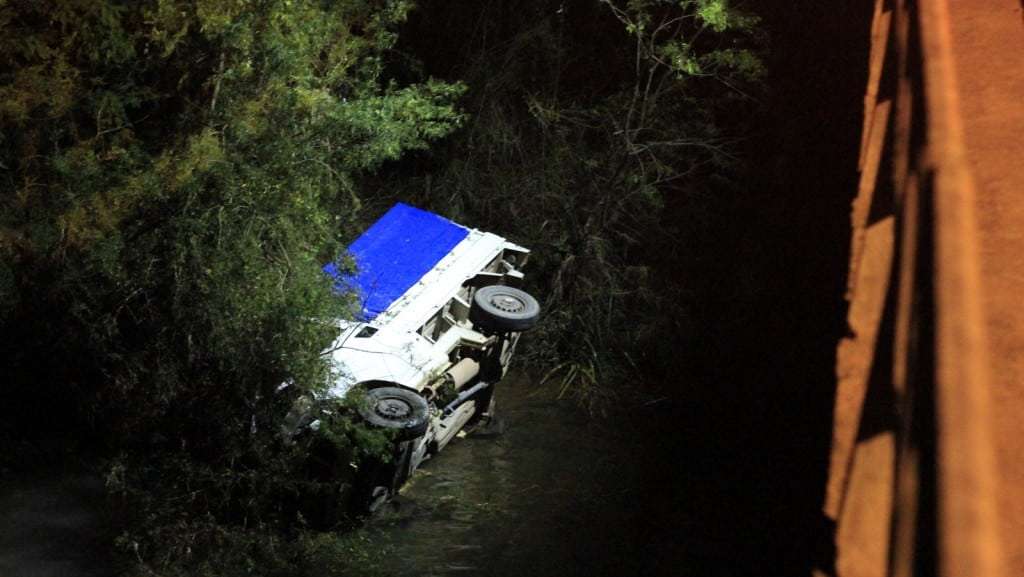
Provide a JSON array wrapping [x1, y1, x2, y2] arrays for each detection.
[[360, 377, 661, 577], [0, 472, 114, 577]]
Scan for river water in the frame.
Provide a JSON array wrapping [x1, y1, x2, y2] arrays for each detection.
[[358, 375, 660, 577], [0, 471, 116, 577]]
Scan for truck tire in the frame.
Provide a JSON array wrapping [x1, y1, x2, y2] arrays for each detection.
[[469, 285, 541, 332], [356, 386, 429, 440]]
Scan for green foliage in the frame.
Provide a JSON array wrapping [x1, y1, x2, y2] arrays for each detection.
[[294, 531, 394, 577], [104, 406, 393, 576], [0, 0, 461, 573], [386, 0, 764, 413]]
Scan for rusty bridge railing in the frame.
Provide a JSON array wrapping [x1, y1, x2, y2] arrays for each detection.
[[821, 1, 1010, 576]]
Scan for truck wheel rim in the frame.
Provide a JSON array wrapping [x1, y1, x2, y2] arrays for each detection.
[[490, 293, 526, 313], [375, 397, 412, 419]]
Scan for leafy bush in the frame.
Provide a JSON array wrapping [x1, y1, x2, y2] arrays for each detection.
[[0, 0, 462, 572]]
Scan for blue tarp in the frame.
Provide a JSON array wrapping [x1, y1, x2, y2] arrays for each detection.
[[324, 203, 469, 321]]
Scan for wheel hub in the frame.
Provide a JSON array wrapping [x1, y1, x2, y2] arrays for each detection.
[[490, 294, 525, 313], [375, 397, 412, 419]]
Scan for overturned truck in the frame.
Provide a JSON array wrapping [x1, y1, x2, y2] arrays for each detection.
[[288, 203, 540, 512]]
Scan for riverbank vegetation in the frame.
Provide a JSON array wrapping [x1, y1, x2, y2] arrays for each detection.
[[0, 0, 763, 574], [380, 0, 764, 415]]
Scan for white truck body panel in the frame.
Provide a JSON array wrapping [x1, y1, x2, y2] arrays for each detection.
[[323, 228, 523, 398]]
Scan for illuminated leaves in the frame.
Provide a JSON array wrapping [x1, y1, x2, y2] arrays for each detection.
[[0, 0, 464, 435]]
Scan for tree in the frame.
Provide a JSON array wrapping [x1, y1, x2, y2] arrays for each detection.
[[0, 0, 462, 571]]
